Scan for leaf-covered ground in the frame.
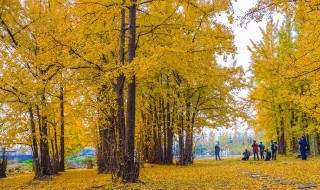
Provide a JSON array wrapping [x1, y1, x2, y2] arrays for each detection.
[[1, 156, 319, 189]]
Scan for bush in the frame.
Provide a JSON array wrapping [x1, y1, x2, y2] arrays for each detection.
[[75, 157, 92, 163], [65, 156, 93, 163], [22, 159, 34, 167]]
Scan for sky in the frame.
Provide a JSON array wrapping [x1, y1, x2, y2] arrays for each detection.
[[208, 0, 284, 137]]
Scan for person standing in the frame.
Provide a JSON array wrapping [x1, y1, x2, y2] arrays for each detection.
[[299, 136, 309, 160], [258, 142, 265, 159], [252, 140, 259, 160], [271, 142, 277, 160], [215, 144, 221, 160]]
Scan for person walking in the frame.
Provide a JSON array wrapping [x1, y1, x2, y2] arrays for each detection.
[[299, 136, 309, 160], [215, 144, 221, 160], [258, 142, 265, 159], [252, 140, 259, 160]]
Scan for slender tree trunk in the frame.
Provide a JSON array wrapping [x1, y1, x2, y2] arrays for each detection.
[[124, 0, 137, 182], [59, 86, 65, 172], [185, 96, 192, 164], [162, 100, 167, 162], [178, 115, 184, 165], [0, 147, 7, 178], [28, 107, 40, 177], [316, 133, 320, 154], [166, 102, 173, 164], [53, 123, 59, 173], [36, 105, 44, 176]]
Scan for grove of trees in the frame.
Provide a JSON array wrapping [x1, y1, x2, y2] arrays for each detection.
[[248, 0, 320, 155], [0, 0, 245, 181]]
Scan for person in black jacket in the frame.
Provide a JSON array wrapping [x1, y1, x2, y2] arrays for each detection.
[[265, 149, 271, 161], [258, 142, 265, 159], [215, 144, 221, 160], [271, 141, 277, 160]]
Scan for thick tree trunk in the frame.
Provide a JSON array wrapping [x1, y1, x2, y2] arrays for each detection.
[[59, 86, 65, 172], [124, 0, 138, 182], [42, 116, 52, 176], [114, 0, 126, 180], [28, 107, 40, 177]]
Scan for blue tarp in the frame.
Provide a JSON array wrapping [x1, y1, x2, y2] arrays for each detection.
[[79, 149, 95, 156], [7, 155, 34, 161]]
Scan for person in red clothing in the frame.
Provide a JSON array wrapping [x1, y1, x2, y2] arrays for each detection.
[[252, 140, 259, 160]]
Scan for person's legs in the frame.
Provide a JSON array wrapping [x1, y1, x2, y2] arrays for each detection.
[[215, 153, 218, 160], [274, 151, 277, 160], [272, 151, 275, 160], [261, 151, 264, 159], [301, 151, 306, 160]]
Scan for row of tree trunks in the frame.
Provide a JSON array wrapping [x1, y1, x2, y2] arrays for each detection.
[[26, 86, 66, 179]]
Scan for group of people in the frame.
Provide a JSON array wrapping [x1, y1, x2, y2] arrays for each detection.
[[242, 140, 278, 161], [214, 136, 310, 161]]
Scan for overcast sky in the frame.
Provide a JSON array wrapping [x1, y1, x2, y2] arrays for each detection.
[[208, 0, 285, 136]]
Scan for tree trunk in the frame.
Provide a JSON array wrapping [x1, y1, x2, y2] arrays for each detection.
[[59, 86, 65, 172], [41, 115, 52, 176], [28, 107, 40, 177], [114, 0, 126, 180], [162, 100, 167, 162], [166, 102, 173, 164], [178, 115, 184, 165], [53, 122, 60, 173], [0, 147, 7, 178], [316, 133, 320, 154], [184, 96, 192, 164], [124, 0, 137, 182]]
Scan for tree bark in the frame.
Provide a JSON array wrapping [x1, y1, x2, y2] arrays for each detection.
[[28, 107, 40, 177], [166, 102, 173, 164], [0, 147, 7, 178], [59, 86, 65, 172], [185, 95, 192, 164], [124, 0, 137, 182]]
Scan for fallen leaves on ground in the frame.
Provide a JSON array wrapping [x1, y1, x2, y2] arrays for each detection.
[[1, 156, 319, 189]]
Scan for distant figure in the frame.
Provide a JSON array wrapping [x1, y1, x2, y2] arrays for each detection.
[[265, 149, 271, 161], [252, 140, 259, 160], [271, 140, 277, 160], [258, 142, 265, 159], [215, 144, 221, 160], [299, 136, 309, 160], [242, 149, 250, 161]]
